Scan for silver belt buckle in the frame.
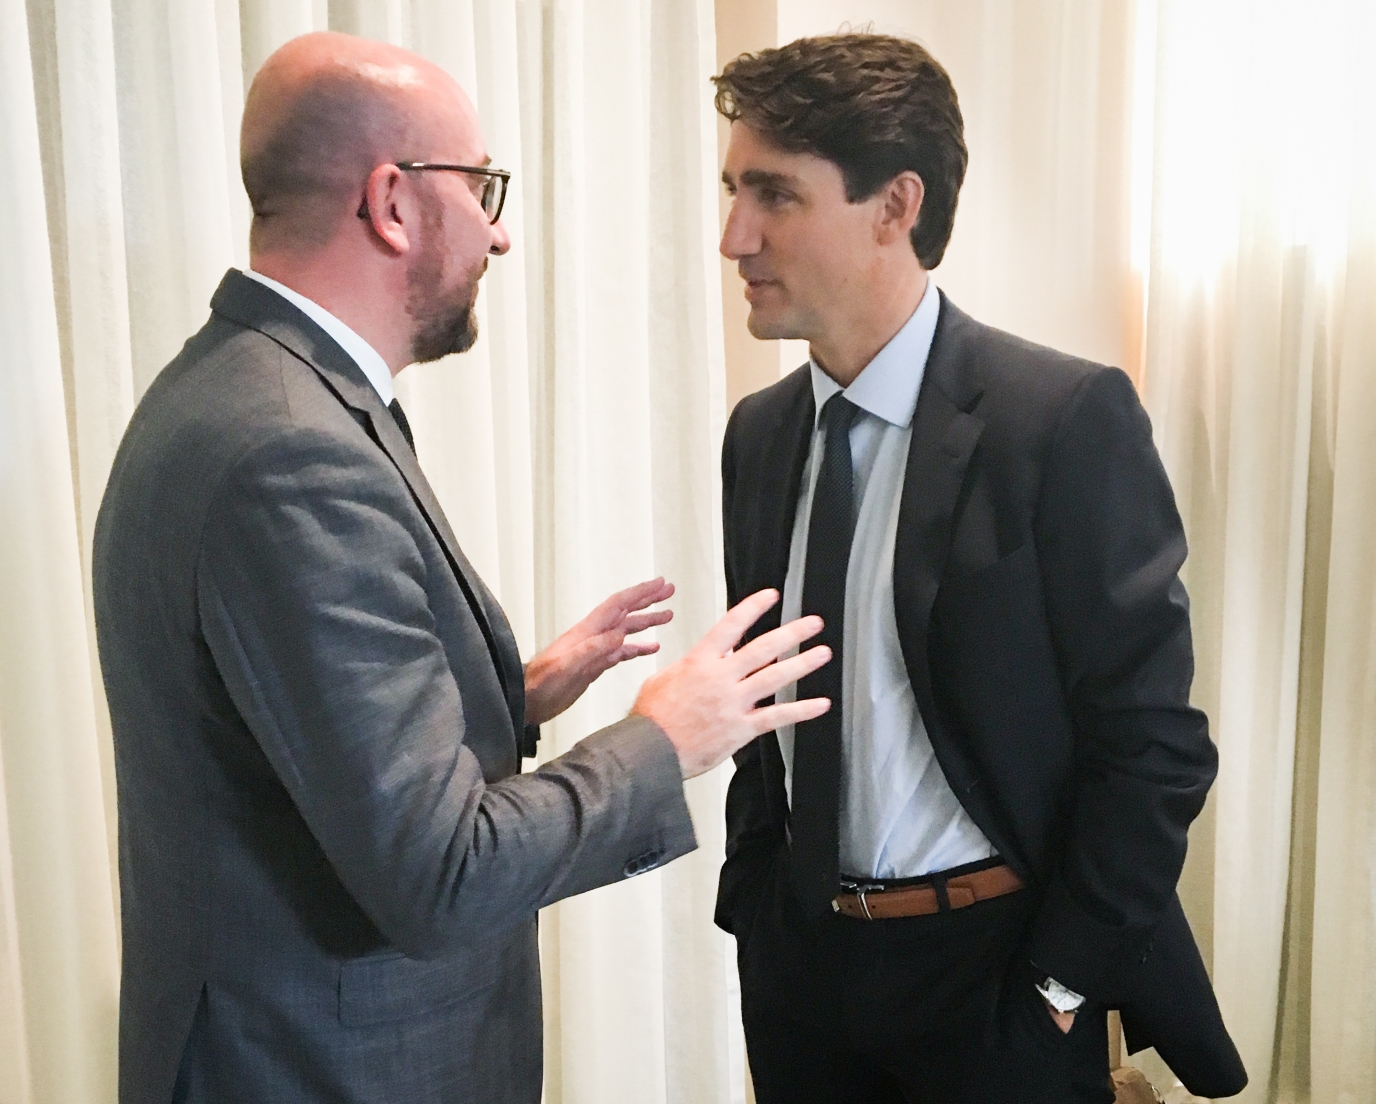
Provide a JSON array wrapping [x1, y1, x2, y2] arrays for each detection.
[[838, 879, 886, 920]]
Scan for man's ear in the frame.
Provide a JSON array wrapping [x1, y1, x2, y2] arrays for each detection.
[[876, 171, 924, 247], [359, 163, 412, 255]]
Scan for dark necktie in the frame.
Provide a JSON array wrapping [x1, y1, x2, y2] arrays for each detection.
[[388, 398, 416, 455], [789, 393, 861, 915]]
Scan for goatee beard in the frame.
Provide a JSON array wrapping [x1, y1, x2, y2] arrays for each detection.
[[410, 295, 478, 363], [406, 188, 482, 364]]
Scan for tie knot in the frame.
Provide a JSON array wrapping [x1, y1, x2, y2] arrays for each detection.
[[821, 393, 860, 435]]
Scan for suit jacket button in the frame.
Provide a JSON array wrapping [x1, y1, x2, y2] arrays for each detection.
[[624, 851, 663, 878]]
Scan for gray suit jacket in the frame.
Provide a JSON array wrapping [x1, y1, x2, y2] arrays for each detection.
[[93, 269, 696, 1104]]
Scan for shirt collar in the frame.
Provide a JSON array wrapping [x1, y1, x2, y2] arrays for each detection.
[[808, 278, 940, 429], [243, 269, 395, 406]]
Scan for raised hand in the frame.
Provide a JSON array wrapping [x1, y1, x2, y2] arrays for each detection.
[[632, 589, 832, 779], [523, 577, 676, 726]]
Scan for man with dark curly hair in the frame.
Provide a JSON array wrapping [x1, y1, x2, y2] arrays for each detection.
[[712, 33, 1247, 1104]]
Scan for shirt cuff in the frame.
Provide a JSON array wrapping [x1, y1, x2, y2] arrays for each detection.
[[1034, 974, 1086, 1013]]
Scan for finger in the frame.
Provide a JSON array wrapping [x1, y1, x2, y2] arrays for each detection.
[[587, 578, 675, 630], [611, 577, 675, 612], [746, 696, 832, 736], [741, 644, 832, 701], [586, 621, 665, 652], [579, 633, 660, 669], [622, 609, 673, 634], [614, 641, 661, 663], [730, 615, 824, 676], [698, 589, 780, 656]]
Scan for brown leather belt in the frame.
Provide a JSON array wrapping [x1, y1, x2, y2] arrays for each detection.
[[832, 863, 1025, 920]]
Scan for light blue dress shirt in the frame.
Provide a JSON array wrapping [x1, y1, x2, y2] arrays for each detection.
[[775, 280, 996, 880]]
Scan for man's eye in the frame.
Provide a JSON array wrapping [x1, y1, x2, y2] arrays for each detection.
[[759, 188, 787, 207]]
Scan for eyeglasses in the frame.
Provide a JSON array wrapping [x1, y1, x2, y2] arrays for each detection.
[[397, 162, 511, 223]]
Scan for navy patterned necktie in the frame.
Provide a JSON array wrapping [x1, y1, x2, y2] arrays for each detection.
[[388, 398, 416, 456], [789, 392, 861, 914]]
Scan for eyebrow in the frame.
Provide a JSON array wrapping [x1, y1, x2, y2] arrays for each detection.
[[722, 168, 800, 190]]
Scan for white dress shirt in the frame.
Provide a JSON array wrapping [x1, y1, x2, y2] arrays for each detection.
[[775, 281, 996, 880], [243, 269, 395, 405]]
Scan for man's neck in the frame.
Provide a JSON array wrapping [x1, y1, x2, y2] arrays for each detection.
[[250, 252, 411, 374], [809, 268, 929, 388]]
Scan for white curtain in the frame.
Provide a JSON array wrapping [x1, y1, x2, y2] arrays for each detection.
[[1135, 1, 1376, 1100], [0, 2, 739, 1102]]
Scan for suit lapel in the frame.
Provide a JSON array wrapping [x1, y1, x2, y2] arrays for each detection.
[[742, 367, 815, 827], [209, 270, 526, 742], [367, 406, 528, 737], [892, 294, 985, 732], [749, 367, 816, 613]]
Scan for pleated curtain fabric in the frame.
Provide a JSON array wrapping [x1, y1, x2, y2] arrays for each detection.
[[8, 1, 1376, 1102], [2, 2, 736, 1103], [2, 4, 123, 1103], [1135, 3, 1376, 1099]]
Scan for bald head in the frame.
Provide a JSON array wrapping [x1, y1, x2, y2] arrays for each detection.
[[241, 32, 477, 252]]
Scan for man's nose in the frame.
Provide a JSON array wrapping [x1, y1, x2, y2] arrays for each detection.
[[489, 217, 512, 256], [719, 202, 760, 261]]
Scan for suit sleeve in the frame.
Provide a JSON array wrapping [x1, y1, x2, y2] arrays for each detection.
[[715, 405, 785, 933], [1026, 367, 1217, 1001], [197, 426, 696, 958]]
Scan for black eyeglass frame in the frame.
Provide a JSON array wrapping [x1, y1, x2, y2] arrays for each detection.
[[396, 162, 511, 223]]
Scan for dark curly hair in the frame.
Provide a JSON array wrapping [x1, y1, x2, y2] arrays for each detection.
[[713, 33, 967, 269]]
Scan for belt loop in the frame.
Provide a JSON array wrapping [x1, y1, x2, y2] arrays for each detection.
[[931, 872, 951, 913]]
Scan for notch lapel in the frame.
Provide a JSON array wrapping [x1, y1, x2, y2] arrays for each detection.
[[892, 295, 985, 789], [209, 271, 526, 746], [746, 367, 816, 616], [367, 405, 528, 741], [738, 367, 815, 828]]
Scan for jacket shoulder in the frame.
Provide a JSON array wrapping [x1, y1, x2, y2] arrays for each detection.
[[933, 298, 1138, 448], [725, 364, 811, 445], [96, 316, 384, 586], [948, 304, 1109, 400], [123, 316, 371, 479]]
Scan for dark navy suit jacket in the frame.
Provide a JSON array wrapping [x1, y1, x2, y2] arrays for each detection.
[[715, 293, 1246, 1098]]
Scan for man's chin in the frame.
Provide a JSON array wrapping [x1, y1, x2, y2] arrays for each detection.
[[412, 309, 478, 364], [745, 308, 802, 342]]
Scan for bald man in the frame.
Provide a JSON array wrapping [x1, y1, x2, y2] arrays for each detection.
[[93, 32, 830, 1104]]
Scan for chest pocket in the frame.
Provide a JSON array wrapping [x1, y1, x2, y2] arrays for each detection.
[[941, 466, 1027, 580]]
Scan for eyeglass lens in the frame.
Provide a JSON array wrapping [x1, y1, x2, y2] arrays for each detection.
[[482, 176, 505, 222]]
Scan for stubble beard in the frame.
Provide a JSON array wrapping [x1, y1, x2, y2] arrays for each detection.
[[407, 191, 482, 364]]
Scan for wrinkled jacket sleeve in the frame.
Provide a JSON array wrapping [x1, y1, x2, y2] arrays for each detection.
[[197, 425, 696, 958], [1027, 367, 1217, 1001]]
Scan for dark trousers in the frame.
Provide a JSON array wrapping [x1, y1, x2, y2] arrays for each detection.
[[735, 849, 1114, 1104]]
